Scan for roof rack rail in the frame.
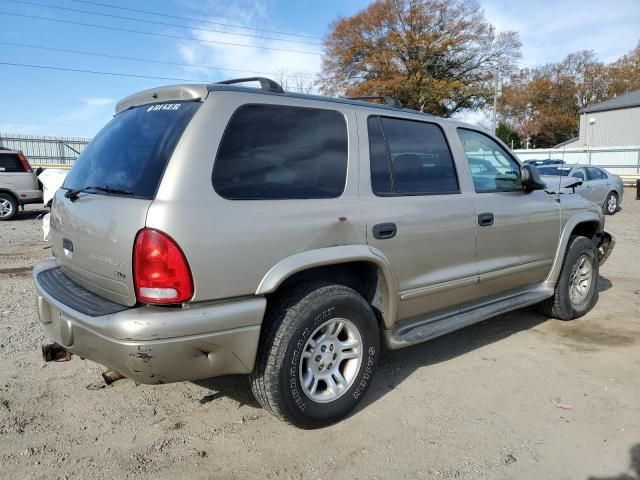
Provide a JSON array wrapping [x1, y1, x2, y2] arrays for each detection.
[[346, 96, 403, 108], [216, 77, 284, 94]]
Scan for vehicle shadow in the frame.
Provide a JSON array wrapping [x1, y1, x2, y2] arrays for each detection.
[[13, 208, 48, 220], [597, 275, 613, 293], [354, 307, 549, 413], [587, 443, 640, 480], [192, 374, 260, 408], [192, 307, 551, 413]]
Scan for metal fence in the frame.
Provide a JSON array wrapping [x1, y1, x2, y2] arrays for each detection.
[[512, 145, 640, 181], [0, 133, 90, 168]]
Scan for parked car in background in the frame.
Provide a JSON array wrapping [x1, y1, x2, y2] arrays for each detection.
[[536, 164, 624, 215], [0, 147, 43, 220], [523, 159, 565, 166], [34, 78, 614, 428]]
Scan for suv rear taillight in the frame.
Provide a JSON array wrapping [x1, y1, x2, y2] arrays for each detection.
[[17, 152, 32, 172], [133, 228, 193, 304]]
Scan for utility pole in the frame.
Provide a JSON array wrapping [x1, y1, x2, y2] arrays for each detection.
[[491, 68, 502, 133]]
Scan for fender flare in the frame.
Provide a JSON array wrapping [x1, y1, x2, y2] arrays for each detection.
[[255, 245, 398, 328], [545, 212, 603, 284]]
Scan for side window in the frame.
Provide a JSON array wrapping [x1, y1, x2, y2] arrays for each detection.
[[213, 104, 348, 200], [458, 128, 522, 192], [0, 154, 24, 173], [587, 167, 606, 180], [572, 168, 587, 181], [367, 116, 459, 195]]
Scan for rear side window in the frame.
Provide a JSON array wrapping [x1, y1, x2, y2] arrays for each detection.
[[587, 167, 607, 180], [63, 101, 200, 199], [0, 154, 24, 173], [213, 104, 348, 200], [368, 116, 459, 195]]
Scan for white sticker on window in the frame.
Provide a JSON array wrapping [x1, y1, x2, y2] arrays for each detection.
[[147, 103, 181, 112]]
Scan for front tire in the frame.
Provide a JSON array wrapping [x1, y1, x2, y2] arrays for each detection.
[[250, 282, 380, 428], [0, 193, 18, 221], [539, 236, 598, 320], [604, 191, 618, 215]]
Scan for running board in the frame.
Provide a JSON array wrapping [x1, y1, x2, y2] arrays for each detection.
[[384, 287, 554, 349]]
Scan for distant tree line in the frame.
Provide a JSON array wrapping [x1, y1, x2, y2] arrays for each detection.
[[317, 0, 640, 148], [499, 45, 640, 148]]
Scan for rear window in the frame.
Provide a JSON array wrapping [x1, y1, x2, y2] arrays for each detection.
[[63, 101, 200, 199], [0, 153, 24, 173], [212, 104, 348, 200]]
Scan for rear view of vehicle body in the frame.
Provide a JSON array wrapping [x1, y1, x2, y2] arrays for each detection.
[[34, 79, 614, 428], [537, 164, 624, 215], [0, 148, 43, 220]]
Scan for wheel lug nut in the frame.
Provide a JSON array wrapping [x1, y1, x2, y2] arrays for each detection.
[[328, 363, 333, 369], [329, 344, 334, 351], [319, 364, 324, 371], [333, 353, 337, 360], [321, 345, 326, 352], [315, 355, 321, 362]]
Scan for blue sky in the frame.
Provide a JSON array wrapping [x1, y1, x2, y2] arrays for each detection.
[[0, 0, 638, 137]]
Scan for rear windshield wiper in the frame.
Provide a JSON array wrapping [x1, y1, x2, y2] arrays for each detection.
[[64, 185, 133, 202]]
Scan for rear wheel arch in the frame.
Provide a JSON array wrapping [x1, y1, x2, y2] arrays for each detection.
[[256, 247, 398, 329]]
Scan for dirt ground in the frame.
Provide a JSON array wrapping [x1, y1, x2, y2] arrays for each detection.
[[1, 190, 639, 480]]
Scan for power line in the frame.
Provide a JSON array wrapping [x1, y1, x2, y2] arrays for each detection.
[[0, 41, 316, 78], [0, 60, 216, 82], [3, 0, 322, 46], [70, 0, 323, 41], [0, 10, 322, 55]]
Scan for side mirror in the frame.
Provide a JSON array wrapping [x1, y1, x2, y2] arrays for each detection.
[[521, 164, 546, 191]]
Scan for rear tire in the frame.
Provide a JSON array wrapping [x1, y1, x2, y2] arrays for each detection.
[[0, 193, 18, 221], [604, 191, 618, 215], [250, 282, 380, 428], [539, 236, 598, 320]]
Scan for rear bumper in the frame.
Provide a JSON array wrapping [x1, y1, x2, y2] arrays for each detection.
[[17, 189, 43, 205], [33, 258, 266, 384]]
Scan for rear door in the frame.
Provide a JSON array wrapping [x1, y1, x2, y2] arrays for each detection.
[[360, 114, 479, 321], [586, 167, 609, 205], [50, 100, 201, 306], [571, 167, 597, 202], [455, 128, 560, 299]]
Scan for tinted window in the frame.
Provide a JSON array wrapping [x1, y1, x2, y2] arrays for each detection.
[[213, 104, 347, 200], [0, 154, 24, 173], [572, 168, 587, 181], [587, 167, 607, 180], [63, 101, 200, 199], [458, 129, 521, 192], [536, 166, 571, 176], [367, 116, 458, 195]]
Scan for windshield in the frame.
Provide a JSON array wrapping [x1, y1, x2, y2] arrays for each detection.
[[536, 166, 572, 177], [63, 101, 200, 198]]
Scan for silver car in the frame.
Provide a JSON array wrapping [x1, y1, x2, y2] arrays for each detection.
[[537, 164, 624, 215], [0, 148, 43, 220], [33, 78, 614, 428]]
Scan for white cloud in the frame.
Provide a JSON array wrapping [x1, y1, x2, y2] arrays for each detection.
[[172, 2, 321, 90], [58, 97, 115, 122], [483, 0, 640, 66]]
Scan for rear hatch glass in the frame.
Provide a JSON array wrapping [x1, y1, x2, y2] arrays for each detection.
[[51, 100, 200, 306], [63, 101, 200, 198]]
